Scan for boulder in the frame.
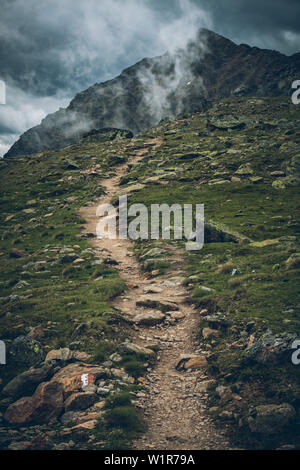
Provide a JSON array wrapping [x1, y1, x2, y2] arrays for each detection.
[[9, 335, 45, 368], [120, 342, 156, 358], [50, 363, 107, 397], [184, 356, 208, 370], [176, 354, 208, 371], [45, 348, 73, 362], [64, 392, 96, 412], [202, 314, 232, 329], [27, 325, 45, 339], [136, 296, 178, 311], [45, 348, 92, 363], [247, 403, 296, 435], [4, 380, 63, 424], [3, 364, 54, 399], [132, 312, 166, 326], [244, 331, 296, 365]]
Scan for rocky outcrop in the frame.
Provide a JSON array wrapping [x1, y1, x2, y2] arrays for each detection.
[[5, 28, 300, 158], [4, 380, 64, 425], [243, 331, 297, 365], [3, 364, 54, 399]]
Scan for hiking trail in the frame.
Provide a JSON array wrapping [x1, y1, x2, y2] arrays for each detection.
[[79, 139, 233, 450]]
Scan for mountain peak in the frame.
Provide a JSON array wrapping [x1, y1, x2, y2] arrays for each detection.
[[4, 29, 300, 159]]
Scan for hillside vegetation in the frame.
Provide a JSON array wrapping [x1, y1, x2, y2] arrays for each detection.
[[0, 97, 299, 449]]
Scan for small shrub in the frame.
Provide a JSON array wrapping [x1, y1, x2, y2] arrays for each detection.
[[106, 405, 144, 432], [94, 341, 115, 362], [105, 429, 131, 450], [105, 392, 131, 409], [123, 359, 146, 378]]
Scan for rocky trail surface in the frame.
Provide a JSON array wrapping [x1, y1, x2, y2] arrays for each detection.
[[79, 139, 233, 450]]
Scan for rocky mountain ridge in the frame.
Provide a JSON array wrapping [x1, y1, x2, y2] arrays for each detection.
[[4, 28, 300, 159]]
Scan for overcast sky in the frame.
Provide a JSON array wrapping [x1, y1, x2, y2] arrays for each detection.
[[0, 0, 300, 156]]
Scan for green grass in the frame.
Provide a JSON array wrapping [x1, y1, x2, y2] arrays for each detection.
[[0, 96, 299, 449]]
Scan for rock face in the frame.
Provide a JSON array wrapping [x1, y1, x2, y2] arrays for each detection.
[[4, 381, 64, 425], [5, 28, 300, 159]]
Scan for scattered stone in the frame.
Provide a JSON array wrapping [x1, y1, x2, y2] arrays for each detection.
[[62, 160, 80, 170], [45, 348, 72, 362], [235, 164, 254, 176], [120, 342, 156, 358], [61, 411, 83, 425], [27, 324, 45, 339], [136, 296, 178, 311], [132, 312, 166, 326], [141, 248, 164, 259], [170, 311, 185, 321], [45, 347, 91, 364], [25, 434, 54, 450], [176, 354, 208, 371], [202, 314, 232, 329], [143, 286, 163, 294], [13, 280, 30, 289], [196, 380, 216, 393]]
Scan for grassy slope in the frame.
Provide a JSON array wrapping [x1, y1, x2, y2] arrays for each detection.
[[125, 97, 300, 447], [0, 132, 147, 449], [0, 96, 299, 448]]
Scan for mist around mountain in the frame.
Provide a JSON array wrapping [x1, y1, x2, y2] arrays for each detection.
[[4, 28, 300, 159]]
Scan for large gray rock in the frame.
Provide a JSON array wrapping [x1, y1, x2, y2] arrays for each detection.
[[2, 364, 54, 399], [244, 331, 296, 365], [120, 342, 156, 358], [132, 312, 166, 326], [247, 403, 296, 434], [202, 313, 232, 329]]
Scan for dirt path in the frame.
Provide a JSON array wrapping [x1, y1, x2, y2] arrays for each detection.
[[79, 140, 232, 450]]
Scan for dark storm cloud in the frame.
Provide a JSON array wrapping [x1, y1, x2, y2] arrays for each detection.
[[198, 0, 300, 54], [0, 0, 299, 156], [149, 0, 300, 54]]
